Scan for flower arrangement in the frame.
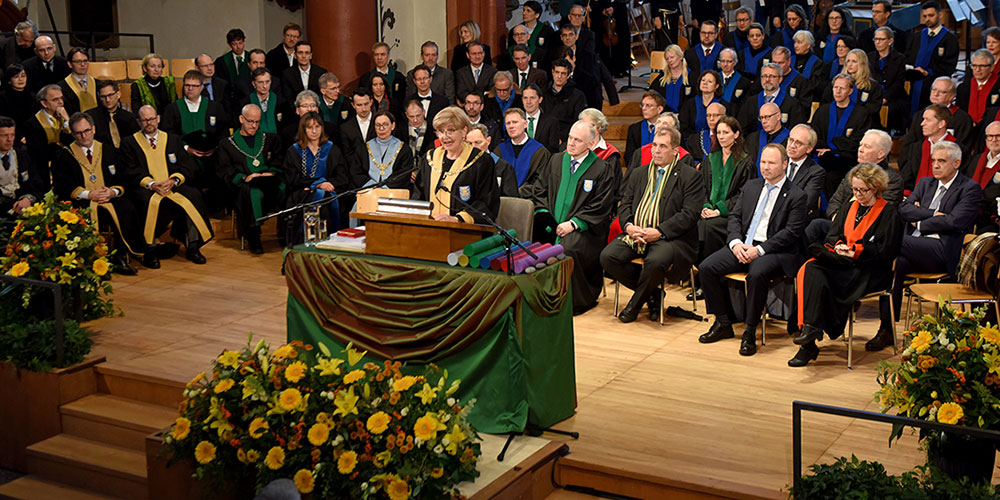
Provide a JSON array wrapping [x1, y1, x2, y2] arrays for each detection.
[[164, 336, 482, 499], [1, 192, 115, 320], [875, 303, 1000, 442]]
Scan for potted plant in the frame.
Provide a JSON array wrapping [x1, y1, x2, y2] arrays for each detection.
[[875, 303, 1000, 483]]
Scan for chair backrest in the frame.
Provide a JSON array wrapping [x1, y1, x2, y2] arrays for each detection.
[[355, 188, 410, 214], [125, 59, 144, 80], [171, 58, 196, 78], [497, 197, 534, 243], [90, 61, 127, 81], [118, 83, 132, 111], [649, 51, 666, 72]]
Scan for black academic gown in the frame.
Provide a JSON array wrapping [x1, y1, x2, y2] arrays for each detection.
[[87, 105, 139, 153], [869, 49, 908, 131], [22, 110, 73, 173], [492, 139, 552, 196], [493, 156, 520, 198], [810, 101, 871, 193], [737, 90, 807, 134], [217, 132, 286, 233], [901, 106, 974, 153], [819, 79, 884, 124], [349, 137, 414, 190], [542, 82, 588, 143], [904, 27, 959, 112], [697, 152, 754, 257], [412, 144, 500, 224]]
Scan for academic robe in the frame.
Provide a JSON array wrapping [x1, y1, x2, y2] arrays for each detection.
[[494, 137, 551, 196], [684, 43, 722, 77], [120, 130, 214, 246], [678, 96, 722, 138], [217, 131, 285, 233], [406, 92, 450, 129], [967, 152, 1000, 232], [0, 87, 38, 141], [737, 90, 806, 134], [541, 82, 588, 143], [810, 101, 871, 193], [737, 45, 773, 84], [160, 99, 229, 153], [819, 79, 884, 125], [51, 141, 147, 256], [280, 64, 327, 105], [625, 119, 654, 165], [58, 74, 98, 116], [685, 129, 715, 163], [897, 133, 962, 193], [746, 127, 791, 175], [412, 143, 500, 224], [483, 92, 524, 129], [130, 76, 177, 115], [719, 71, 753, 112], [214, 50, 249, 84], [492, 155, 520, 198], [901, 105, 974, 152], [87, 105, 138, 152], [791, 51, 826, 102], [22, 109, 73, 173], [825, 161, 904, 218], [869, 49, 908, 131], [350, 136, 414, 190], [957, 74, 1000, 125], [360, 64, 408, 101], [649, 70, 695, 113], [528, 151, 615, 313], [905, 26, 959, 114], [319, 94, 350, 126]]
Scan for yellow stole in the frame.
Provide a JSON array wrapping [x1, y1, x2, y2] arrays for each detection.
[[427, 143, 482, 223], [34, 110, 62, 144], [68, 141, 135, 255], [133, 131, 213, 244], [64, 74, 97, 111]]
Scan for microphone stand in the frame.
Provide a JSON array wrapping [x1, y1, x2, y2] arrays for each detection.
[[437, 184, 537, 276]]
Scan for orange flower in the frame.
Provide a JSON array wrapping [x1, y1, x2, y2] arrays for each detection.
[[917, 355, 938, 372]]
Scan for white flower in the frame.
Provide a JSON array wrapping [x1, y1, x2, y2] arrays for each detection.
[[400, 407, 409, 417], [65, 240, 78, 250], [414, 437, 423, 446], [442, 413, 451, 423], [361, 482, 368, 490], [372, 397, 382, 407], [947, 343, 956, 351], [21, 244, 30, 252], [433, 444, 444, 454], [320, 391, 328, 398], [447, 398, 456, 406], [441, 437, 450, 446], [937, 333, 949, 345]]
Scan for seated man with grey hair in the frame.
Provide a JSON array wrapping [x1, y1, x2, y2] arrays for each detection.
[[23, 83, 73, 169], [717, 48, 751, 111], [1, 21, 38, 65], [956, 49, 1000, 126], [867, 140, 982, 352], [483, 70, 522, 131], [901, 76, 973, 151], [528, 120, 616, 315]]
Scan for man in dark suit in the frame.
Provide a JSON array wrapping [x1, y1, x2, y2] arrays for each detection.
[[0, 117, 44, 222], [399, 99, 437, 162], [214, 28, 248, 85], [88, 80, 139, 152], [195, 54, 231, 117], [554, 23, 603, 109], [22, 36, 69, 93], [280, 41, 326, 107], [785, 124, 826, 221], [406, 41, 455, 103], [870, 140, 983, 350], [233, 49, 269, 110], [905, 1, 959, 115], [811, 74, 871, 197], [697, 144, 808, 356], [522, 84, 562, 153], [265, 23, 301, 79], [359, 42, 407, 101], [858, 0, 907, 54], [461, 92, 501, 143], [625, 91, 665, 165], [601, 126, 705, 323], [454, 42, 497, 102], [0, 22, 36, 68], [339, 88, 377, 175], [406, 65, 449, 126], [510, 44, 548, 94]]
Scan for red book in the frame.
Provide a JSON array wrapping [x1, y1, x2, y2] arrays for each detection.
[[337, 228, 366, 238]]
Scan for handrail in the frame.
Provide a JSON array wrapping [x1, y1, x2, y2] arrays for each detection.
[[792, 400, 1000, 490], [1, 29, 155, 60], [0, 275, 65, 365]]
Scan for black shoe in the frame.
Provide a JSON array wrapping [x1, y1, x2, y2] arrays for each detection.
[[699, 322, 734, 343], [865, 327, 895, 352], [154, 242, 180, 259], [739, 331, 757, 356], [686, 288, 703, 301], [788, 343, 820, 367], [618, 302, 640, 323], [185, 247, 207, 264], [247, 227, 264, 254], [112, 256, 137, 276], [141, 253, 160, 269], [793, 324, 823, 345], [646, 292, 661, 322]]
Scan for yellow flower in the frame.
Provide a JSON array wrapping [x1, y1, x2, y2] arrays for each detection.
[[911, 330, 934, 353], [444, 424, 467, 455], [293, 469, 315, 494], [430, 467, 444, 478], [8, 261, 28, 277], [367, 411, 391, 434], [237, 448, 247, 463], [22, 203, 43, 217], [246, 449, 260, 463], [307, 423, 330, 446], [213, 379, 235, 394], [314, 357, 344, 376], [57, 252, 77, 268], [387, 476, 410, 500], [278, 388, 303, 412], [91, 258, 109, 276], [316, 412, 331, 425], [217, 350, 240, 369], [53, 225, 71, 241], [413, 412, 446, 441], [285, 361, 307, 383], [337, 450, 358, 474], [343, 342, 367, 366], [171, 417, 191, 440], [392, 376, 418, 392], [343, 369, 366, 384], [981, 326, 1000, 345], [265, 446, 285, 469], [273, 344, 297, 359], [937, 402, 964, 425], [188, 371, 206, 387], [58, 210, 80, 224], [249, 417, 269, 439], [414, 383, 438, 405], [333, 386, 359, 417], [194, 440, 216, 464]]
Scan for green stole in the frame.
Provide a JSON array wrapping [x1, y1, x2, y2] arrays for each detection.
[[705, 150, 741, 216], [553, 151, 597, 241], [319, 95, 346, 124], [133, 76, 177, 111], [251, 92, 278, 134], [527, 22, 544, 54], [178, 98, 208, 135], [222, 50, 248, 82], [231, 131, 283, 224]]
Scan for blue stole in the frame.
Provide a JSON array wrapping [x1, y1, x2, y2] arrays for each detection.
[[757, 89, 786, 109], [828, 59, 841, 79], [742, 46, 769, 77], [696, 43, 721, 72], [499, 137, 544, 186], [781, 27, 795, 50], [695, 97, 721, 132], [827, 101, 856, 151], [495, 92, 516, 114], [732, 31, 749, 52], [821, 34, 840, 62], [793, 53, 821, 79], [663, 73, 685, 112], [722, 73, 742, 102], [756, 127, 790, 175], [700, 129, 712, 158], [640, 119, 654, 146], [911, 27, 950, 114], [779, 68, 802, 97], [878, 56, 888, 92]]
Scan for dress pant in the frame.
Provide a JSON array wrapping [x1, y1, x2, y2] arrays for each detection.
[[805, 218, 832, 247], [881, 234, 948, 322], [699, 244, 788, 327], [600, 236, 690, 306]]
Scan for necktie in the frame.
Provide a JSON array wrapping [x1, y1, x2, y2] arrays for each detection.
[[86, 148, 92, 163], [648, 123, 654, 134], [206, 81, 214, 100], [149, 136, 157, 149], [788, 161, 798, 181], [474, 67, 481, 83], [80, 79, 87, 91], [527, 116, 535, 138], [744, 183, 779, 245], [766, 93, 775, 104], [705, 47, 711, 57], [655, 167, 666, 186], [45, 61, 52, 72], [571, 159, 580, 174], [914, 184, 947, 237], [520, 72, 527, 89], [420, 96, 431, 102], [2, 154, 9, 171], [109, 112, 121, 148]]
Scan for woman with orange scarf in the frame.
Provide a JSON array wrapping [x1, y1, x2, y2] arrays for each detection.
[[788, 163, 903, 367]]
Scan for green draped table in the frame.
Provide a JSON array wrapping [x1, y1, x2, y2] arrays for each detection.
[[283, 247, 577, 433]]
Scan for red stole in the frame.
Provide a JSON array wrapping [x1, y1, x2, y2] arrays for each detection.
[[969, 74, 999, 123], [972, 152, 1000, 189], [917, 133, 956, 186], [640, 143, 689, 166], [595, 141, 620, 161]]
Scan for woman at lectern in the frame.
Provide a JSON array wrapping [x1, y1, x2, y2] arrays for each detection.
[[412, 106, 499, 224]]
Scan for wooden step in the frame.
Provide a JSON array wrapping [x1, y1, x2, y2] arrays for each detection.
[[26, 434, 147, 500], [95, 363, 186, 408], [602, 100, 641, 116], [0, 476, 123, 500], [61, 394, 177, 451]]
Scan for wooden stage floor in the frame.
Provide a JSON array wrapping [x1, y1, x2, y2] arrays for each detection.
[[86, 237, 971, 499]]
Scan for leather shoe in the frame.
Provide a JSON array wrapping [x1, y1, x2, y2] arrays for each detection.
[[793, 324, 823, 345], [865, 327, 895, 352], [699, 322, 734, 343], [647, 292, 661, 322], [154, 242, 179, 259], [141, 253, 160, 269], [739, 331, 757, 356], [685, 288, 703, 301], [185, 247, 207, 265], [618, 302, 640, 323], [111, 254, 137, 275], [248, 239, 264, 255], [788, 343, 820, 367]]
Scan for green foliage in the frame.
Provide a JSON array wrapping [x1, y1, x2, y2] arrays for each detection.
[[0, 308, 94, 371]]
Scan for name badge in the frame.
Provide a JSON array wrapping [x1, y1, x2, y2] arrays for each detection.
[[583, 179, 594, 192], [993, 95, 998, 105], [735, 89, 743, 98], [763, 58, 770, 65], [538, 37, 545, 46], [820, 41, 826, 49], [108, 164, 116, 175], [789, 87, 797, 97], [846, 128, 853, 136], [209, 115, 216, 127], [20, 170, 28, 181], [168, 153, 177, 164], [496, 176, 503, 187], [277, 112, 283, 121], [531, 61, 538, 68], [459, 185, 471, 201], [781, 113, 788, 124], [938, 47, 944, 56], [684, 87, 691, 96], [861, 91, 869, 102]]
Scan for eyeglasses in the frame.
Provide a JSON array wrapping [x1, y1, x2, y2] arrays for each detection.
[[787, 137, 808, 147], [987, 134, 1000, 140], [758, 112, 779, 121], [71, 127, 93, 137], [183, 83, 203, 88], [98, 93, 117, 100], [435, 128, 463, 137], [874, 37, 890, 42], [495, 86, 512, 93], [851, 186, 872, 194], [971, 63, 993, 69], [374, 122, 392, 129]]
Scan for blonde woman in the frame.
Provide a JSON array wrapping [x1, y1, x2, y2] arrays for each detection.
[[822, 49, 883, 120], [450, 20, 493, 70], [130, 53, 177, 114], [650, 44, 692, 113]]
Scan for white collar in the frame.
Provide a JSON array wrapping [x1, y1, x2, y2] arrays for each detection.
[[323, 97, 336, 106], [470, 63, 483, 71], [765, 175, 787, 190], [594, 137, 607, 150], [570, 151, 588, 162], [299, 65, 311, 73], [417, 90, 432, 98], [144, 131, 158, 141], [989, 150, 1000, 162], [185, 96, 201, 107], [928, 131, 948, 144], [722, 70, 735, 78], [701, 42, 715, 51], [937, 172, 958, 191], [512, 134, 529, 146]]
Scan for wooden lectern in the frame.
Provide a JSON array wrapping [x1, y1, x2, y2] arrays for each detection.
[[350, 212, 496, 262]]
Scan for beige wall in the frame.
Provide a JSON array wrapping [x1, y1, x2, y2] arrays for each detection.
[[28, 0, 304, 61], [381, 0, 448, 74]]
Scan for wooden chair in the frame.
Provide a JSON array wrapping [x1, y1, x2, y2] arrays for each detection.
[[171, 58, 196, 78], [903, 272, 949, 329], [846, 288, 896, 369], [647, 51, 665, 85], [118, 83, 131, 111], [125, 59, 144, 80], [612, 260, 696, 326], [908, 269, 1000, 326], [723, 272, 770, 347], [90, 61, 127, 81]]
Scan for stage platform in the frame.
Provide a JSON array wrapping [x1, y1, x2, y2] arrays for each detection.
[[79, 236, 995, 499]]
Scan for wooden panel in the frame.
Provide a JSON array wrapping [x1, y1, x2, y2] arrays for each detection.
[[354, 211, 495, 262], [0, 476, 120, 500], [61, 394, 176, 451], [95, 365, 185, 408]]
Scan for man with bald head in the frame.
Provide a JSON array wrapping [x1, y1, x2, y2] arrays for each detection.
[[23, 35, 69, 92], [529, 120, 616, 315], [685, 102, 726, 162], [217, 104, 284, 254], [746, 102, 789, 175]]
